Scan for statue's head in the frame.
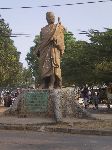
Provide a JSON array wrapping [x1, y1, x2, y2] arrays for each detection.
[[46, 12, 55, 24]]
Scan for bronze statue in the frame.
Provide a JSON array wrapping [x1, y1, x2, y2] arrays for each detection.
[[37, 12, 65, 89]]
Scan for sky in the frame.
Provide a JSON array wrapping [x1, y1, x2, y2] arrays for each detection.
[[0, 0, 112, 67]]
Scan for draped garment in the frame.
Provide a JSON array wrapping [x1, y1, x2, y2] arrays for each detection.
[[38, 23, 65, 81]]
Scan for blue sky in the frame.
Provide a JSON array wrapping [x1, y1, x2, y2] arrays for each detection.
[[0, 0, 112, 67]]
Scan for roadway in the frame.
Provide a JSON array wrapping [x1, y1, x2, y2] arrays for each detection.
[[0, 130, 112, 150]]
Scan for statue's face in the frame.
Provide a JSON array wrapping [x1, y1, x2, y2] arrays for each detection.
[[46, 12, 55, 24]]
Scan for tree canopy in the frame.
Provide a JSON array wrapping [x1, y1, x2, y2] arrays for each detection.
[[26, 29, 112, 86], [0, 16, 22, 87]]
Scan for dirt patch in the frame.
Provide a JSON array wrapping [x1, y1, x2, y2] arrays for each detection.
[[0, 106, 8, 113], [48, 120, 112, 130]]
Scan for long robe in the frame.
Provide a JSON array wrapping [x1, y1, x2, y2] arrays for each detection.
[[38, 23, 65, 81]]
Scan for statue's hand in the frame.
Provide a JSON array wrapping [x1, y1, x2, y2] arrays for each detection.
[[50, 36, 54, 41], [60, 51, 63, 57]]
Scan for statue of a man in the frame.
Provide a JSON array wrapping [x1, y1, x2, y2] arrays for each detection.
[[37, 12, 65, 89]]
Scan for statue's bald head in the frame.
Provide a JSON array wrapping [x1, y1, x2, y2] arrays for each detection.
[[46, 12, 55, 24]]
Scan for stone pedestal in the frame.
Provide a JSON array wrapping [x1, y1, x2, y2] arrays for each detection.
[[50, 88, 90, 121], [6, 88, 90, 122], [8, 89, 54, 118]]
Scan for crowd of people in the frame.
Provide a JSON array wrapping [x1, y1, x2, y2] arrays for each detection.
[[0, 84, 112, 110], [0, 88, 21, 107], [79, 83, 112, 109]]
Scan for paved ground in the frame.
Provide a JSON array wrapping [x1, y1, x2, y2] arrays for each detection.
[[0, 106, 112, 136], [0, 113, 111, 126], [0, 105, 112, 124], [0, 130, 112, 150], [0, 106, 7, 113], [0, 116, 55, 125], [0, 106, 55, 124], [0, 105, 112, 125]]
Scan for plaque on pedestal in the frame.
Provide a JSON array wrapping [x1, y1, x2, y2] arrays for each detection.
[[23, 90, 49, 113]]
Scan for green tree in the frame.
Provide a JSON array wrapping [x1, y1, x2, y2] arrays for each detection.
[[26, 35, 40, 87], [26, 31, 91, 86], [0, 16, 21, 87], [26, 29, 112, 87], [62, 32, 94, 85], [17, 67, 33, 87], [87, 29, 112, 83]]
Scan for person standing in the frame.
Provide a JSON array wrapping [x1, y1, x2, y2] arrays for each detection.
[[81, 84, 89, 109], [93, 90, 99, 109]]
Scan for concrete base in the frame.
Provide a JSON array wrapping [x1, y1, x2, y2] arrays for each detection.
[[4, 88, 90, 122]]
